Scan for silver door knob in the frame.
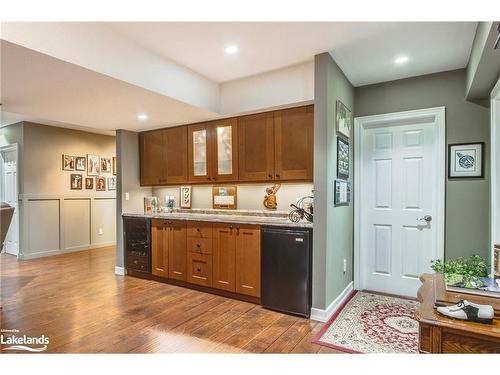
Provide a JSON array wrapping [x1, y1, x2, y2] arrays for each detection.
[[417, 215, 432, 223]]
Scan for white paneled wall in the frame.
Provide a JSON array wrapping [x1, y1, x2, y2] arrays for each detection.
[[21, 194, 116, 259]]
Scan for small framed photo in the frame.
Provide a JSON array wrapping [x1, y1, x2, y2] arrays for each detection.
[[448, 142, 484, 178], [108, 177, 117, 191], [180, 186, 192, 208], [336, 100, 352, 139], [337, 137, 350, 179], [101, 157, 112, 173], [87, 154, 100, 176], [75, 156, 86, 171], [112, 156, 117, 175], [96, 177, 106, 191], [85, 177, 94, 190], [70, 174, 83, 190], [62, 154, 75, 171], [334, 180, 351, 206]]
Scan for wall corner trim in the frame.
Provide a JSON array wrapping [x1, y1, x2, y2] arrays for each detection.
[[310, 281, 354, 322], [114, 266, 126, 276]]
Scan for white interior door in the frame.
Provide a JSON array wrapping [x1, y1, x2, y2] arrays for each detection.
[[1, 149, 19, 256], [357, 108, 444, 298]]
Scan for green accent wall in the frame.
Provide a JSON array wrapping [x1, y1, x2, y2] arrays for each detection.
[[313, 53, 355, 310], [355, 69, 490, 260]]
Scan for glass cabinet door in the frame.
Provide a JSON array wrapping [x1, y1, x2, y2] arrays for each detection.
[[216, 125, 233, 175], [192, 129, 207, 177]]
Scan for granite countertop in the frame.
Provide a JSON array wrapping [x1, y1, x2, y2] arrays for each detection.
[[123, 208, 313, 228]]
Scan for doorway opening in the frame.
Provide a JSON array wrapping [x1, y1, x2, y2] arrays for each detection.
[[1, 144, 19, 257]]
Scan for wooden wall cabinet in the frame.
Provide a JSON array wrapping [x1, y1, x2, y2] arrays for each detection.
[[139, 105, 313, 186], [140, 127, 188, 186], [238, 112, 275, 182], [188, 119, 238, 183], [274, 105, 314, 181]]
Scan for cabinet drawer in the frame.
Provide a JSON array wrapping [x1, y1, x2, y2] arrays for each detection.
[[187, 252, 212, 287], [188, 237, 212, 254], [187, 221, 213, 238]]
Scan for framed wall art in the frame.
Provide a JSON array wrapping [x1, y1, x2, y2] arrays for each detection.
[[96, 177, 106, 191], [87, 154, 100, 176], [336, 100, 352, 139], [334, 180, 351, 206], [112, 156, 117, 175], [337, 137, 350, 179], [180, 186, 192, 208], [108, 177, 117, 191], [448, 142, 484, 178], [70, 174, 83, 190], [85, 177, 94, 190], [62, 154, 75, 171], [101, 157, 112, 173], [75, 156, 86, 171]]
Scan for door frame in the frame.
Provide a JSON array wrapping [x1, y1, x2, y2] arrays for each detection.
[[0, 143, 20, 257], [353, 107, 446, 291], [490, 76, 500, 277]]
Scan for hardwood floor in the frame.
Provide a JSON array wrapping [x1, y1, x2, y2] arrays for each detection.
[[0, 247, 338, 353]]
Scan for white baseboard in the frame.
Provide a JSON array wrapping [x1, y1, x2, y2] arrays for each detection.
[[19, 242, 116, 260], [114, 266, 126, 276], [310, 281, 354, 322]]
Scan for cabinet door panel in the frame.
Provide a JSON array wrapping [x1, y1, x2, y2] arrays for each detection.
[[168, 221, 187, 281], [187, 252, 212, 287], [140, 131, 166, 185], [274, 105, 314, 181], [165, 126, 188, 184], [213, 118, 238, 182], [238, 113, 274, 182], [151, 219, 169, 277], [235, 225, 261, 297], [213, 224, 236, 292], [188, 123, 213, 183]]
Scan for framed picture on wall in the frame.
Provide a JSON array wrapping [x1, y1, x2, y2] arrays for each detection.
[[108, 177, 117, 191], [75, 156, 86, 171], [96, 177, 106, 191], [337, 137, 350, 179], [101, 157, 112, 173], [448, 142, 484, 178], [70, 174, 83, 190], [180, 186, 192, 208], [85, 177, 94, 190], [87, 154, 100, 176], [336, 100, 352, 139], [62, 154, 75, 171], [112, 156, 117, 175], [334, 180, 351, 206]]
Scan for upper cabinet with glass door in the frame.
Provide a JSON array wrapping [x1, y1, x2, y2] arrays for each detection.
[[187, 119, 238, 182]]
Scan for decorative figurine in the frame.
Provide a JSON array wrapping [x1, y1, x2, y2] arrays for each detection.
[[263, 183, 281, 210]]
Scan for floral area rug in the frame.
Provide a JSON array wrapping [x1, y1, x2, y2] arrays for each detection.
[[312, 291, 419, 353]]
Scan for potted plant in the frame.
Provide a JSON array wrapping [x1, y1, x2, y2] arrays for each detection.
[[431, 255, 489, 288]]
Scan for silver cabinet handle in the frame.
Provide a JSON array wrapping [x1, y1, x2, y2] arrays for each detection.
[[417, 215, 432, 223]]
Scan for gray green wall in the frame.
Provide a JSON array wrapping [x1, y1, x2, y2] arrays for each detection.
[[313, 53, 355, 310], [355, 69, 490, 260]]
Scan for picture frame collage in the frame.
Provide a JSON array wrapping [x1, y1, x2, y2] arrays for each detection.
[[63, 154, 117, 191], [334, 100, 352, 206]]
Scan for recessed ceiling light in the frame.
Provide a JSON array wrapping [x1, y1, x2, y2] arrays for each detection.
[[137, 113, 148, 121], [394, 56, 409, 64], [224, 45, 239, 55]]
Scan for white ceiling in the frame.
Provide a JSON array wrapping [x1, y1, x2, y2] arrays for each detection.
[[0, 40, 218, 132], [108, 22, 477, 85]]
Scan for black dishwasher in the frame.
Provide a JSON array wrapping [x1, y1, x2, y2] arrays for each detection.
[[261, 226, 312, 318]]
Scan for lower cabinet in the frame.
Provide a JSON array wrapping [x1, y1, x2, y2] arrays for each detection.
[[187, 252, 213, 287], [235, 225, 261, 298], [150, 219, 260, 300], [151, 219, 187, 280], [168, 221, 187, 281]]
